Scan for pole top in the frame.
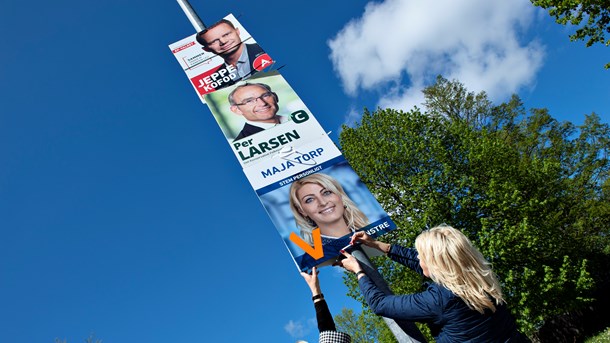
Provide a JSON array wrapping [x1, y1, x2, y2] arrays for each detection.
[[176, 0, 206, 32]]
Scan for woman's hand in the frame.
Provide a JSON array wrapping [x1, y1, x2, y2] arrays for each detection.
[[350, 231, 391, 253], [350, 231, 376, 246], [300, 266, 321, 296], [336, 251, 363, 274]]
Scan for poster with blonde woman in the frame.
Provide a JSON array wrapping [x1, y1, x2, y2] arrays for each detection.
[[248, 138, 397, 271]]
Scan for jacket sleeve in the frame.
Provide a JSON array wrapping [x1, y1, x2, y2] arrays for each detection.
[[358, 275, 444, 322], [314, 299, 336, 332], [387, 245, 425, 276]]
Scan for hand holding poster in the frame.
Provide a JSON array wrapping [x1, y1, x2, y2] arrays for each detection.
[[168, 11, 426, 341]]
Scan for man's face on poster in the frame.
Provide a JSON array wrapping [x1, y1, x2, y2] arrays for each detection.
[[230, 85, 279, 123], [200, 23, 243, 57]]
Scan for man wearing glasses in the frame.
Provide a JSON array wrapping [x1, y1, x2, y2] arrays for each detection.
[[228, 83, 289, 141], [195, 19, 271, 91]]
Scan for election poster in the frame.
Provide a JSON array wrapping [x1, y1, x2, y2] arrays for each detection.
[[205, 71, 329, 168], [168, 13, 274, 101], [244, 137, 398, 272], [169, 14, 397, 272]]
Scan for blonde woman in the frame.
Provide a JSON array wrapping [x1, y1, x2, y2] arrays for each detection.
[[289, 173, 369, 245], [338, 224, 530, 342]]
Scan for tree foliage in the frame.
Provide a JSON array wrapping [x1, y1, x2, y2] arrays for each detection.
[[531, 0, 610, 68], [334, 307, 398, 343], [338, 76, 610, 338]]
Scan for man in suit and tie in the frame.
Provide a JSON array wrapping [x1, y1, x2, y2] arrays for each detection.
[[228, 82, 289, 141], [195, 19, 271, 90]]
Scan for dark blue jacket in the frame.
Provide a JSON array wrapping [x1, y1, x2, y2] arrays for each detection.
[[358, 245, 529, 342]]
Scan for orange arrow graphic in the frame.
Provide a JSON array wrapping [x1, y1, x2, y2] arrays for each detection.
[[289, 228, 324, 260]]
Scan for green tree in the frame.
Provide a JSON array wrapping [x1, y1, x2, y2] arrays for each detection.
[[338, 76, 610, 339], [334, 307, 397, 343], [531, 0, 610, 68]]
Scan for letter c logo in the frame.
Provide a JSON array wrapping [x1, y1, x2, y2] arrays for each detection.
[[291, 110, 309, 124]]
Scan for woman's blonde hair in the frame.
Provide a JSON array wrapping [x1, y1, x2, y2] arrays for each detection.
[[415, 224, 505, 313], [289, 173, 369, 244]]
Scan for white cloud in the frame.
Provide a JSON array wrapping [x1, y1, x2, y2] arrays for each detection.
[[284, 319, 309, 338], [329, 0, 545, 112], [342, 106, 365, 128], [377, 81, 425, 113]]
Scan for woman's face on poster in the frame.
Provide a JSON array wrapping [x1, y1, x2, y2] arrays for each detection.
[[296, 182, 345, 227]]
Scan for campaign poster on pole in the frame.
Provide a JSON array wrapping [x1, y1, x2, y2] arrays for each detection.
[[204, 70, 329, 168], [169, 14, 397, 272], [168, 13, 274, 102], [243, 137, 398, 271]]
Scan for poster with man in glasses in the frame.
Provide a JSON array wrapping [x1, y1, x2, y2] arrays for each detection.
[[204, 71, 328, 168], [169, 14, 274, 101]]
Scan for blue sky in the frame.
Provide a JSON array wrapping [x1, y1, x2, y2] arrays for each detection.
[[1, 0, 608, 342]]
